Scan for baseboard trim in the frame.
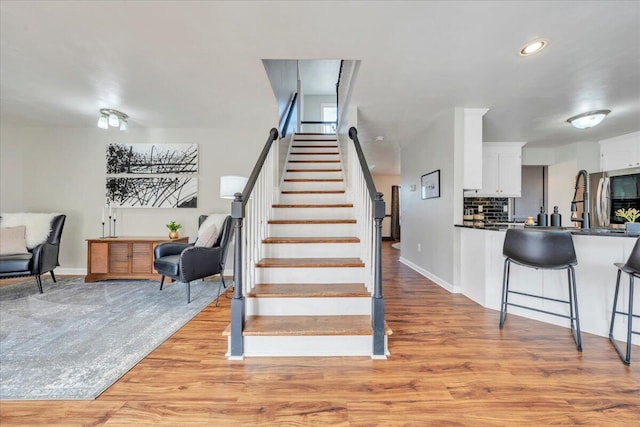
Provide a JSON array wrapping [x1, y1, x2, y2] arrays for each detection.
[[56, 267, 86, 275], [55, 267, 235, 277], [398, 257, 459, 293]]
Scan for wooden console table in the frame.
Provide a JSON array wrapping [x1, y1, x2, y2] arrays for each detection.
[[85, 236, 188, 282]]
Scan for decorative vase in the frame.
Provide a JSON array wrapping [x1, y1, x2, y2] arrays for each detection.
[[169, 231, 179, 239], [625, 222, 640, 233]]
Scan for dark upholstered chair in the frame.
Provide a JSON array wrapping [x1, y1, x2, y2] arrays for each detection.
[[499, 228, 582, 351], [609, 238, 640, 365], [154, 215, 232, 304], [0, 214, 66, 294]]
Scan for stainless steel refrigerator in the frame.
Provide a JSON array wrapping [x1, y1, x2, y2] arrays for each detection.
[[582, 167, 640, 228]]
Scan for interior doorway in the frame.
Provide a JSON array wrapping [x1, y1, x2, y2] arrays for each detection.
[[513, 165, 548, 221]]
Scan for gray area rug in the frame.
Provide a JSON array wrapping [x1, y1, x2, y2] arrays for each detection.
[[0, 276, 224, 400]]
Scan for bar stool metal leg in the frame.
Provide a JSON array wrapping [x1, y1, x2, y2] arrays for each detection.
[[626, 277, 635, 364], [609, 270, 636, 365], [568, 265, 582, 351], [499, 259, 511, 329]]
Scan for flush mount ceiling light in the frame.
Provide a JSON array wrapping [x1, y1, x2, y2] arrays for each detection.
[[566, 109, 611, 129], [98, 108, 128, 131], [519, 39, 547, 56]]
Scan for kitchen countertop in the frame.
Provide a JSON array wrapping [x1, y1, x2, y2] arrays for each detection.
[[455, 223, 640, 237]]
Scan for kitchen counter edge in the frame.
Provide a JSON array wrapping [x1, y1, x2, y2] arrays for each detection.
[[455, 224, 640, 238]]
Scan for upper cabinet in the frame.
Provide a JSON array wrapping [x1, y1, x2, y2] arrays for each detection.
[[600, 132, 640, 172], [462, 108, 489, 189], [464, 142, 526, 197]]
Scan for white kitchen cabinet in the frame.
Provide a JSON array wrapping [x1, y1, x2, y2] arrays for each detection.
[[464, 142, 525, 197], [462, 108, 489, 189], [600, 137, 640, 171]]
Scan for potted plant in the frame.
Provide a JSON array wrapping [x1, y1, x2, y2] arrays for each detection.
[[166, 220, 182, 239], [615, 208, 640, 233]]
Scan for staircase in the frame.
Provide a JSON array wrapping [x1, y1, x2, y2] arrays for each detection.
[[225, 132, 391, 358]]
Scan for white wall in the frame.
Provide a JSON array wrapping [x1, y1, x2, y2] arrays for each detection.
[[522, 141, 599, 172], [0, 125, 25, 210], [303, 95, 336, 121], [548, 159, 579, 225], [400, 109, 456, 288], [554, 141, 600, 173], [0, 124, 273, 272]]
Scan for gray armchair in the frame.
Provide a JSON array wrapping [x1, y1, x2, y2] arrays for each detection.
[[153, 215, 232, 304]]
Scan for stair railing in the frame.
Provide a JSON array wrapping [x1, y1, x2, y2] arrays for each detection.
[[229, 127, 279, 359], [280, 92, 298, 139], [347, 126, 386, 357]]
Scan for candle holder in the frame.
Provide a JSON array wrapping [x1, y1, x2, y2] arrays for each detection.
[[112, 218, 117, 238], [108, 215, 112, 237], [101, 221, 105, 238]]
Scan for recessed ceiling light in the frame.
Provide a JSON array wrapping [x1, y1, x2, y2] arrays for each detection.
[[519, 40, 547, 56], [566, 110, 611, 129], [375, 136, 384, 141]]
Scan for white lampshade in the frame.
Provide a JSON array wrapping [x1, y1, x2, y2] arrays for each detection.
[[119, 120, 128, 131], [220, 176, 248, 199], [108, 113, 120, 127], [97, 115, 109, 129]]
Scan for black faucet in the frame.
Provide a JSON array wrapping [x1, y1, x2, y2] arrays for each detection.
[[571, 169, 590, 229]]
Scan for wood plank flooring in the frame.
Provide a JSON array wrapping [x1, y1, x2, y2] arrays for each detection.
[[1, 242, 639, 426]]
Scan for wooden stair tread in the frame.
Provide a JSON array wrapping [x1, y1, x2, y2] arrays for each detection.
[[262, 237, 359, 244], [286, 169, 342, 172], [292, 145, 338, 148], [248, 283, 369, 297], [273, 203, 353, 208], [268, 219, 356, 224], [256, 258, 364, 268], [281, 190, 345, 194], [284, 178, 344, 182], [239, 316, 372, 336], [222, 316, 392, 336]]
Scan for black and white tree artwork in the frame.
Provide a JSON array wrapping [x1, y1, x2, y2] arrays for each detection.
[[106, 177, 198, 208], [106, 143, 198, 174], [105, 143, 198, 208]]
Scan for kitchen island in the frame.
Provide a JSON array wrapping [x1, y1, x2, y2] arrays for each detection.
[[457, 224, 639, 346]]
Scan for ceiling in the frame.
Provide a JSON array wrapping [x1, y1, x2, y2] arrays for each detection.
[[1, 1, 639, 175]]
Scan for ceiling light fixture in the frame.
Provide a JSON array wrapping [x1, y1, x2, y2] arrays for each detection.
[[98, 108, 128, 131], [566, 110, 611, 129], [519, 40, 547, 56]]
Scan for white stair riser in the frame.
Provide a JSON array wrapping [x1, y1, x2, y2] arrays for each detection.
[[289, 154, 341, 162], [279, 193, 346, 204], [268, 223, 357, 237], [262, 242, 360, 258], [293, 136, 337, 141], [257, 267, 365, 283], [283, 171, 343, 180], [272, 207, 354, 220], [281, 181, 345, 191], [246, 297, 371, 316], [285, 162, 341, 170], [232, 335, 389, 357], [289, 146, 338, 153]]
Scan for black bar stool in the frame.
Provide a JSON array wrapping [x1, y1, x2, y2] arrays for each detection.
[[499, 228, 582, 351], [609, 238, 640, 365]]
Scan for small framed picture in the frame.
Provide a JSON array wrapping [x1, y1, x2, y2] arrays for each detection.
[[421, 169, 440, 199]]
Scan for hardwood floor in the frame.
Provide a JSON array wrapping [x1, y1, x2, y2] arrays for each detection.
[[1, 242, 639, 426]]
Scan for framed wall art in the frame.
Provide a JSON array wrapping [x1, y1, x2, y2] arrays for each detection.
[[421, 169, 440, 200], [106, 143, 198, 208]]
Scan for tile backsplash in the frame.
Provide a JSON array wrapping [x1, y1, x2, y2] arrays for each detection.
[[464, 197, 509, 223]]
